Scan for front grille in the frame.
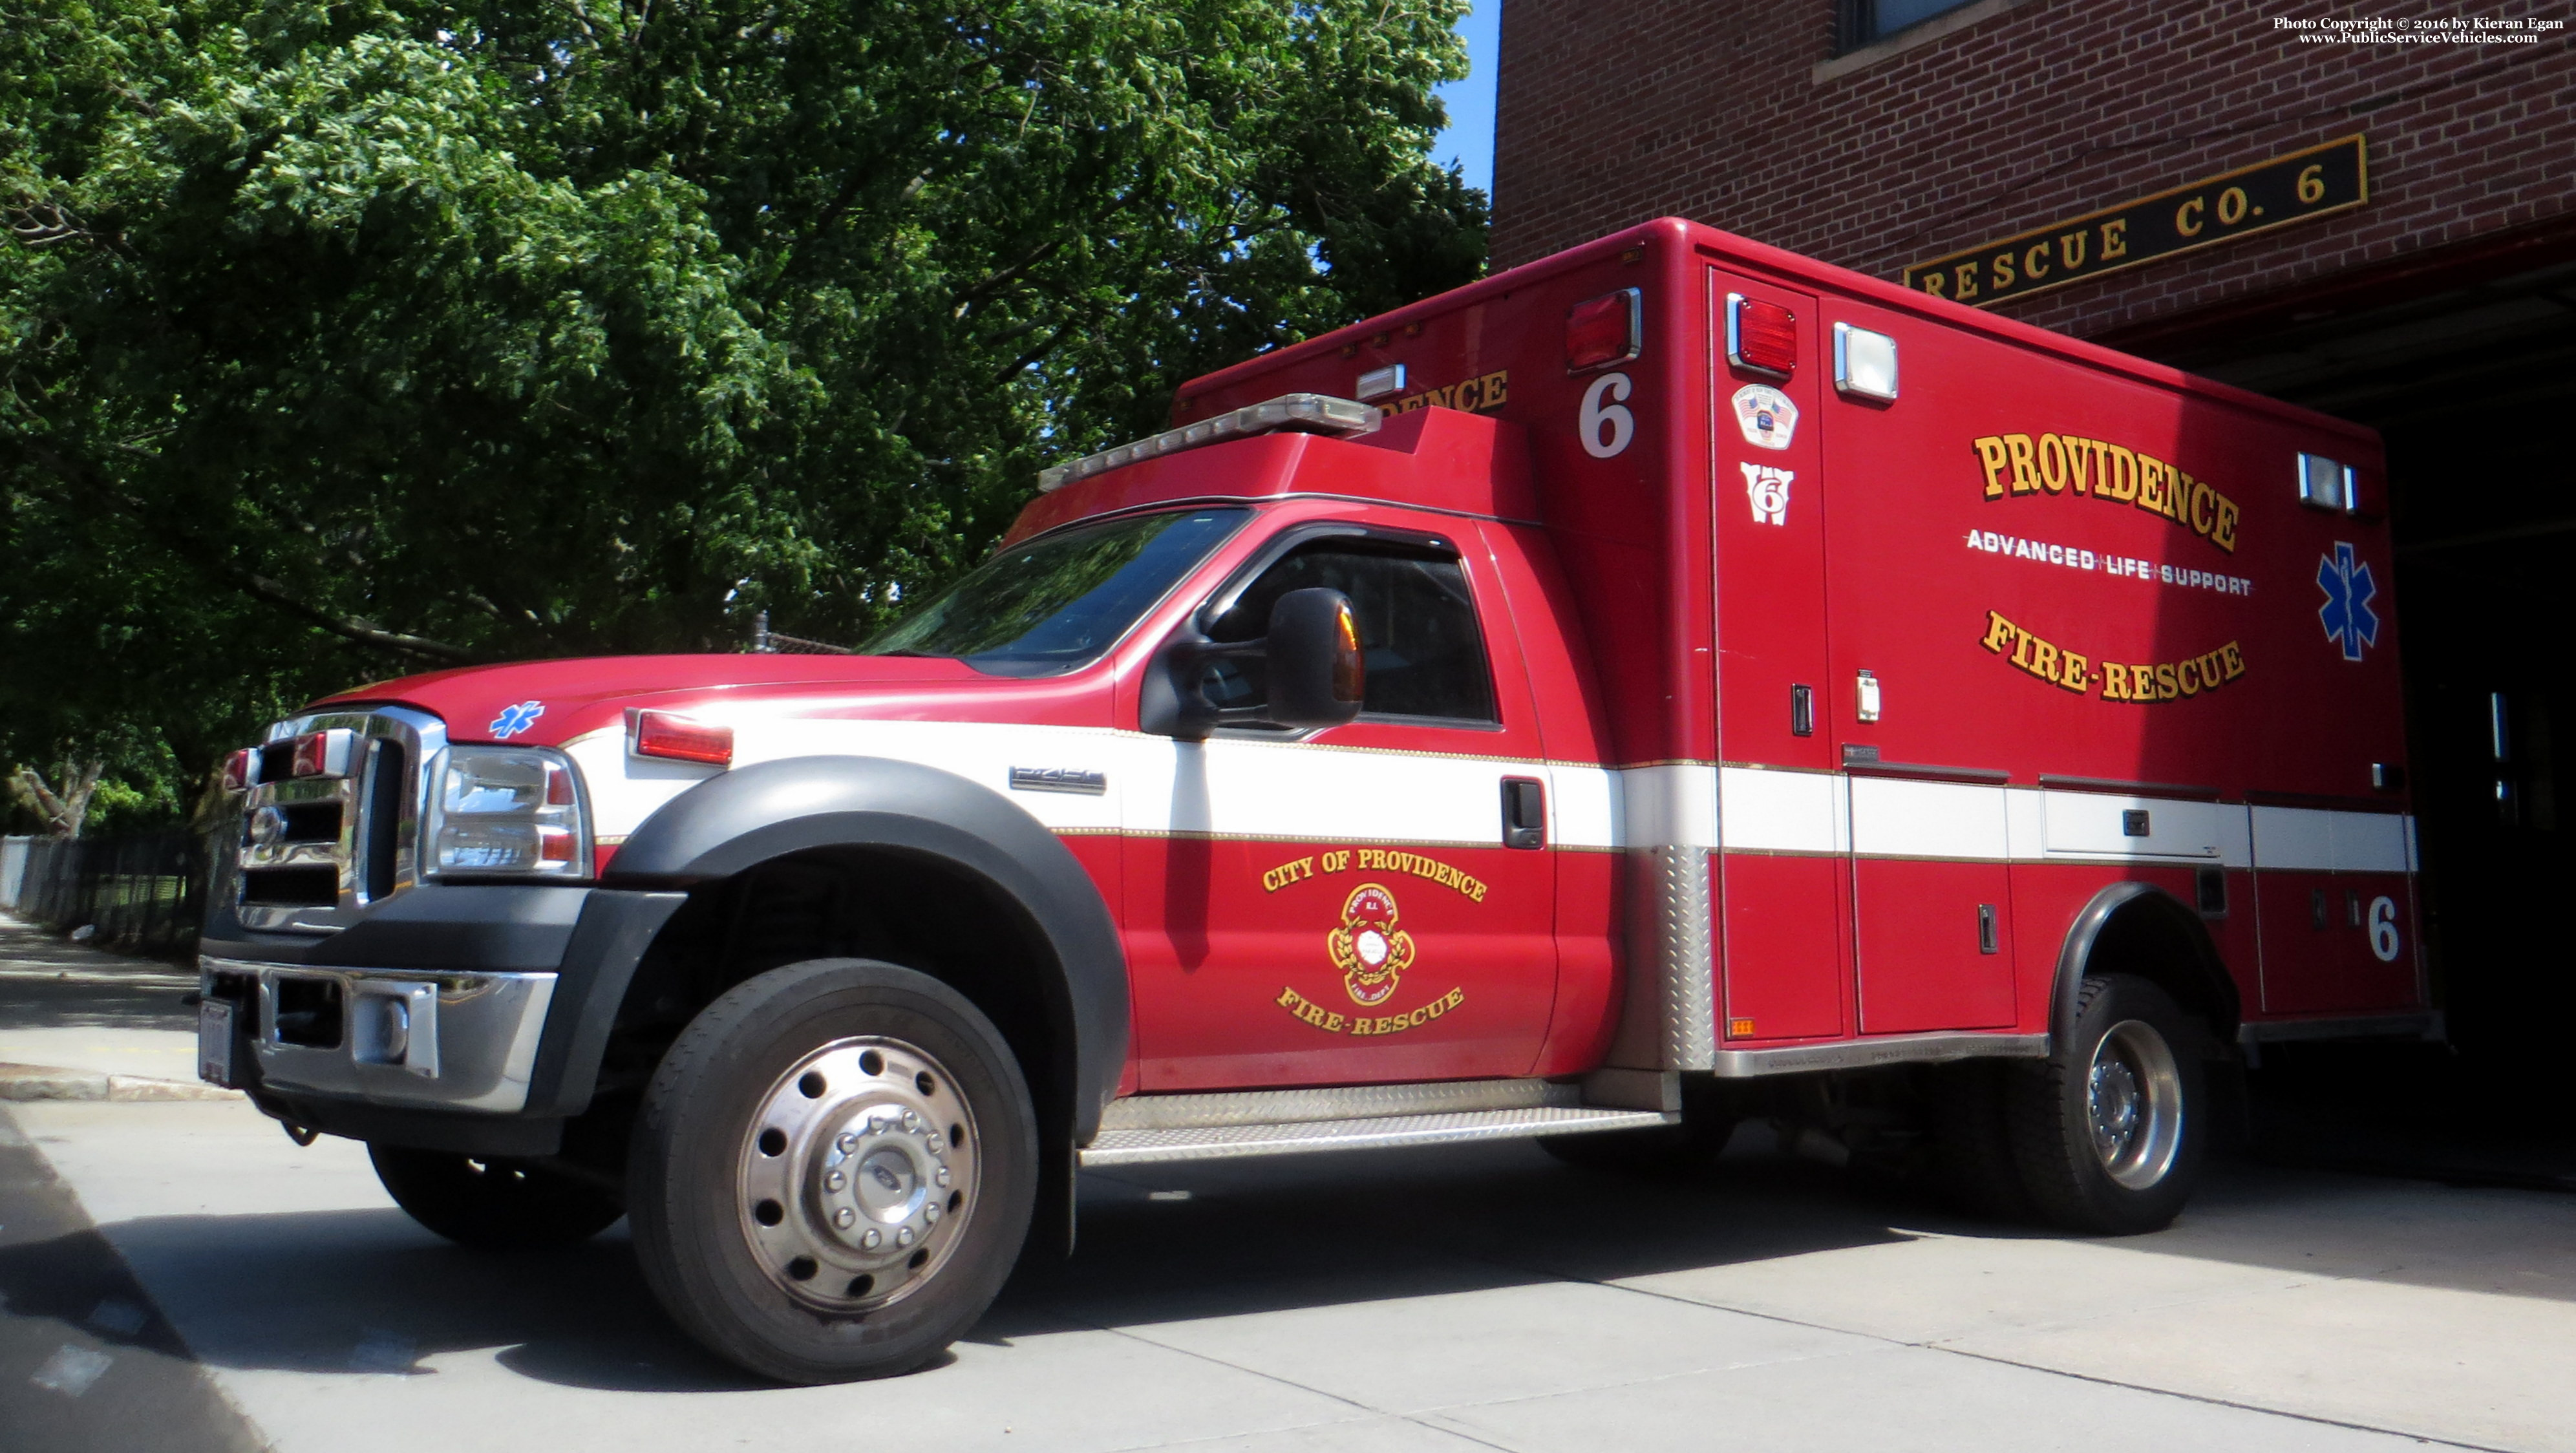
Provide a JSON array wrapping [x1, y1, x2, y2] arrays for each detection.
[[234, 708, 443, 933]]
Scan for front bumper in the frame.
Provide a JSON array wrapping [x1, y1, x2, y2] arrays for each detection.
[[202, 959, 558, 1113], [198, 884, 688, 1154]]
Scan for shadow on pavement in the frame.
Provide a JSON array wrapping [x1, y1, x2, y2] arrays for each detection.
[[18, 1103, 2573, 1395]]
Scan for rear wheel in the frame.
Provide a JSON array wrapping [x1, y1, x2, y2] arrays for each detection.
[[2006, 974, 2204, 1233], [368, 1145, 623, 1250], [627, 959, 1036, 1384]]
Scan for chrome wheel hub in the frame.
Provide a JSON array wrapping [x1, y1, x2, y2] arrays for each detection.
[[2085, 1018, 2184, 1191], [737, 1037, 978, 1313]]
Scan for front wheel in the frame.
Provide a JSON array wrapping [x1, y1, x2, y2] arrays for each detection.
[[2006, 973, 2204, 1234], [626, 959, 1036, 1384]]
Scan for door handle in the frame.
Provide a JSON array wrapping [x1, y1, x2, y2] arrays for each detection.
[[1502, 778, 1546, 849]]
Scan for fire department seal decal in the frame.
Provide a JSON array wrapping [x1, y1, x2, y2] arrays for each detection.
[[1327, 883, 1414, 1006], [1730, 385, 1798, 451]]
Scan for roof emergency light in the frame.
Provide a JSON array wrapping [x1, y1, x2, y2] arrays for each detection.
[[1727, 294, 1798, 377], [2297, 452, 2358, 513], [1355, 364, 1406, 400], [1833, 323, 1899, 401], [1037, 394, 1382, 493], [1565, 288, 1642, 372]]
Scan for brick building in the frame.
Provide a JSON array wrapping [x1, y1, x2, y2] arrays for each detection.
[[1493, 0, 2576, 1065]]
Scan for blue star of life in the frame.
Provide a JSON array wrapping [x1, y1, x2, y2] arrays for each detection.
[[489, 701, 546, 738], [2315, 543, 2378, 662]]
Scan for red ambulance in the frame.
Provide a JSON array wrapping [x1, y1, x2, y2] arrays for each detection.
[[200, 217, 2425, 1382]]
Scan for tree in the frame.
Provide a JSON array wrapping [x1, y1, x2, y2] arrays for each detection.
[[1, 0, 1485, 816], [8, 759, 102, 836]]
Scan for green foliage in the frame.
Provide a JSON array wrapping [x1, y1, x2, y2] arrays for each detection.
[[0, 0, 1484, 822]]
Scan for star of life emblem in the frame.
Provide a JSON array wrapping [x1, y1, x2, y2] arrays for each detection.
[[489, 701, 546, 737], [2315, 542, 2379, 661], [1740, 463, 1794, 527]]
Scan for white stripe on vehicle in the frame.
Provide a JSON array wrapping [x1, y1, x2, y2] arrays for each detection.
[[560, 715, 2409, 871]]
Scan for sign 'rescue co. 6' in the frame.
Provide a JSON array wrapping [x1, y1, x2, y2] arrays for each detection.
[[1904, 136, 2367, 306]]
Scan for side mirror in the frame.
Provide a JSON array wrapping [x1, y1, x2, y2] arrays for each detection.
[[1264, 588, 1366, 730], [1139, 587, 1366, 739]]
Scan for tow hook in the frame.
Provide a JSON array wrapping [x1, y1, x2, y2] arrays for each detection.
[[282, 1123, 319, 1147]]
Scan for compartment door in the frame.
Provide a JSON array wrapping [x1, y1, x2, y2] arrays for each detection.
[[1850, 776, 2017, 1033], [1708, 268, 1847, 1043]]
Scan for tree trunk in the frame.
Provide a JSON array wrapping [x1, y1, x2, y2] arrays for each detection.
[[8, 761, 104, 838]]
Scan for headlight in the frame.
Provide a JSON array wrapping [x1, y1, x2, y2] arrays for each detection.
[[423, 747, 591, 878]]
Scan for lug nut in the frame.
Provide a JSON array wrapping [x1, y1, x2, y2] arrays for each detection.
[[897, 1227, 914, 1247], [834, 1207, 855, 1229], [863, 1228, 882, 1249], [836, 1132, 858, 1152], [902, 1110, 920, 1130], [924, 1203, 940, 1225], [824, 1170, 845, 1192], [935, 1167, 950, 1187]]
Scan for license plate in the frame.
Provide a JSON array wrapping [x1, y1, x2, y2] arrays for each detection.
[[198, 998, 237, 1087]]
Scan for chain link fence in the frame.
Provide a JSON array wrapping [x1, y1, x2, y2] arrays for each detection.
[[2, 831, 209, 960]]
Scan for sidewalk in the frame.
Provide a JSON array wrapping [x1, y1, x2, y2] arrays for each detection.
[[0, 914, 227, 1101]]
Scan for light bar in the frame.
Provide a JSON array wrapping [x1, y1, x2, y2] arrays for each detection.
[[1037, 394, 1383, 493]]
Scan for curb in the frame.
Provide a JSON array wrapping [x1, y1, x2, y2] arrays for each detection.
[[0, 1063, 244, 1103]]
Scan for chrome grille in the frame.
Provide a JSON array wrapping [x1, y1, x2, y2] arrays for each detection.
[[235, 706, 446, 933]]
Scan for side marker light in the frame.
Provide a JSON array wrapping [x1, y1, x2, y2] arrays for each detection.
[[630, 710, 734, 767]]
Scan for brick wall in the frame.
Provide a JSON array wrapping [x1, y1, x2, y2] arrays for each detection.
[[1491, 0, 2576, 339]]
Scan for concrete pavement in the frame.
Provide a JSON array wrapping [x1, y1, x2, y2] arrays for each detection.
[[8, 1088, 2572, 1453], [3, 911, 2570, 1451]]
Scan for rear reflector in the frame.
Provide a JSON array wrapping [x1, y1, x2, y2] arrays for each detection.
[[630, 710, 734, 766], [1727, 294, 1797, 377], [1565, 288, 1642, 372]]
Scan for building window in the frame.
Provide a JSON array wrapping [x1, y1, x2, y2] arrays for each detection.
[[1838, 0, 1980, 50]]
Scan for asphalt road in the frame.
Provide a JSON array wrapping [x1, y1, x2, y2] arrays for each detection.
[[3, 917, 2571, 1452]]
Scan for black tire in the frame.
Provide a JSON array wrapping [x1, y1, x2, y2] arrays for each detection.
[[1922, 1059, 2032, 1220], [367, 1145, 624, 1250], [627, 959, 1037, 1384], [2005, 974, 2204, 1234]]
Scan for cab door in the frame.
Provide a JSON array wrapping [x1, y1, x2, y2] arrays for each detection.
[[1122, 521, 1560, 1091]]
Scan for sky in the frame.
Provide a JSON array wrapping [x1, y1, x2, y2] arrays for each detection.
[[1431, 2, 1501, 196]]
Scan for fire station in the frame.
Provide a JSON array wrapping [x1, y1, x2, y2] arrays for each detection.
[[1492, 0, 2576, 1080]]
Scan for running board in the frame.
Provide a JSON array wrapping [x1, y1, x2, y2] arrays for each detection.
[[1080, 1077, 1676, 1167]]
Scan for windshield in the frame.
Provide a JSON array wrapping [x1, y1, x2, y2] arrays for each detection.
[[862, 507, 1250, 676]]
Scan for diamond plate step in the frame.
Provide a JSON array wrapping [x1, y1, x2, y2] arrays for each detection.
[[1078, 1104, 1677, 1167]]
